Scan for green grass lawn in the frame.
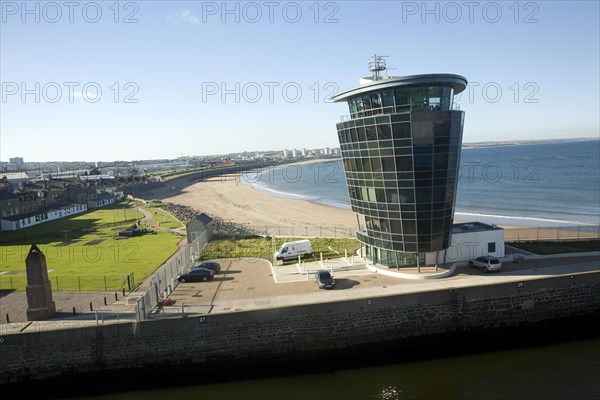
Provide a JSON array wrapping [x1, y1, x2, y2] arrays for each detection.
[[136, 201, 184, 229], [507, 240, 600, 255], [0, 201, 143, 244], [202, 236, 361, 264], [0, 202, 181, 291]]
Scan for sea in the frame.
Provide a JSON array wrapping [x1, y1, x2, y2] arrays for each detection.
[[54, 140, 600, 399], [242, 139, 600, 227]]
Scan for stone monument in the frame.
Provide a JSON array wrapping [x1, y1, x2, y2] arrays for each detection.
[[25, 244, 56, 321]]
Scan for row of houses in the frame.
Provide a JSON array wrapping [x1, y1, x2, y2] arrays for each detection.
[[0, 203, 88, 231], [0, 177, 121, 232]]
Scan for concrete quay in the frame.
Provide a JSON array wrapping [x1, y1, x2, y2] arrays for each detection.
[[1, 253, 598, 334], [0, 253, 598, 387]]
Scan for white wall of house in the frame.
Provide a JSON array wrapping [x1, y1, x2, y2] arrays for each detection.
[[0, 203, 87, 231], [88, 196, 116, 208], [0, 219, 17, 231]]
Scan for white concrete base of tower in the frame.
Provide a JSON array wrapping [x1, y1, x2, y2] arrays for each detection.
[[366, 262, 457, 280]]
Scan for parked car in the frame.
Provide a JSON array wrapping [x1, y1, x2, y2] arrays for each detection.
[[192, 261, 221, 272], [469, 256, 502, 273], [177, 268, 215, 283], [315, 270, 335, 289]]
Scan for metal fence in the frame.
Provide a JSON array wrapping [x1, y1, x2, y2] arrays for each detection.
[[190, 229, 210, 259], [135, 234, 210, 320], [0, 273, 134, 292], [136, 245, 192, 319], [504, 226, 600, 242], [213, 225, 357, 239], [213, 224, 600, 242]]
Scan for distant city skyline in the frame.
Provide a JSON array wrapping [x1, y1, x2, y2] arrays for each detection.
[[2, 137, 598, 165], [1, 1, 599, 161], [1, 144, 340, 165]]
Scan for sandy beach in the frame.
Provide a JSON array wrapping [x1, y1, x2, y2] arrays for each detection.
[[162, 176, 358, 230], [148, 159, 547, 232], [159, 174, 527, 232]]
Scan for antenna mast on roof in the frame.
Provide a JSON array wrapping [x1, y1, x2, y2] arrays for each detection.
[[369, 54, 388, 80]]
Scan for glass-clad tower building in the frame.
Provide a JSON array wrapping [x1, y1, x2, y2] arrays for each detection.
[[332, 59, 467, 268]]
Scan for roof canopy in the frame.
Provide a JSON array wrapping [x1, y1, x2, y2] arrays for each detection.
[[331, 74, 468, 103]]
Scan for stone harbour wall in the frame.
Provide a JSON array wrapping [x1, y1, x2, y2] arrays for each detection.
[[1, 271, 598, 386]]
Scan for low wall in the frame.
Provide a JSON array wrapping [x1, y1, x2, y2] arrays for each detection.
[[1, 271, 599, 387]]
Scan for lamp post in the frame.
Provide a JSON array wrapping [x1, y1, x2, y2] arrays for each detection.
[[268, 230, 276, 266]]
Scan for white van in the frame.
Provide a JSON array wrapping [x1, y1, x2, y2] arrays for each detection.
[[274, 240, 312, 261]]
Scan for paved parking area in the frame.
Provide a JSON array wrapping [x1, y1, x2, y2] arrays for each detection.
[[161, 255, 599, 316], [1, 255, 596, 330], [167, 258, 406, 309]]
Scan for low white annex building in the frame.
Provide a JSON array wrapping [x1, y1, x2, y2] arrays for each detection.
[[425, 222, 505, 266], [0, 203, 87, 231]]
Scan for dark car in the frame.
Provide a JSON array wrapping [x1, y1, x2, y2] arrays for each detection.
[[177, 268, 215, 283], [315, 270, 335, 289], [192, 261, 221, 272]]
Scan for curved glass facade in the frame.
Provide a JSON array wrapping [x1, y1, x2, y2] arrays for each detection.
[[348, 86, 455, 118], [334, 75, 467, 268]]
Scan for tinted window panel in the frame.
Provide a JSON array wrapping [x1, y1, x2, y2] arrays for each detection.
[[371, 93, 382, 108], [354, 158, 363, 172], [382, 90, 395, 108], [432, 187, 446, 202], [399, 189, 414, 203], [395, 89, 409, 106], [375, 188, 386, 202], [413, 146, 433, 155], [356, 127, 366, 142], [392, 123, 411, 139], [391, 113, 410, 123], [416, 187, 432, 203], [363, 95, 372, 110], [365, 126, 377, 141], [395, 147, 412, 155], [371, 158, 382, 172], [412, 121, 434, 145], [386, 189, 399, 203], [395, 156, 413, 171], [377, 125, 392, 140], [402, 220, 416, 235], [390, 220, 402, 234], [382, 157, 395, 172], [362, 158, 372, 172], [414, 154, 433, 168]]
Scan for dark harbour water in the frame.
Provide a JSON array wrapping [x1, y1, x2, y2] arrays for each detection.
[[31, 335, 600, 400]]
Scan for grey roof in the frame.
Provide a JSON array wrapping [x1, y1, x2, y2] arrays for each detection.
[[186, 213, 213, 229], [3, 172, 30, 180], [331, 73, 468, 103], [0, 189, 38, 200], [96, 192, 117, 200], [197, 213, 213, 225]]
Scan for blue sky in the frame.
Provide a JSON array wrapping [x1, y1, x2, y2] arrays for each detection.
[[1, 1, 599, 162]]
